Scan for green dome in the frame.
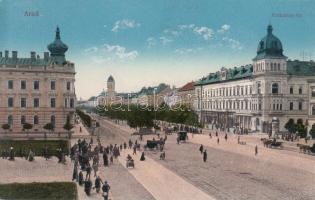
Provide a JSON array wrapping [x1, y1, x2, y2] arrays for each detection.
[[255, 25, 284, 60], [47, 27, 68, 57]]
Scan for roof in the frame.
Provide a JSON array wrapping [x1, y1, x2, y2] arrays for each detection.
[[0, 57, 51, 66], [178, 81, 195, 92], [254, 25, 285, 60], [196, 60, 315, 86], [108, 75, 114, 82], [138, 83, 169, 95]]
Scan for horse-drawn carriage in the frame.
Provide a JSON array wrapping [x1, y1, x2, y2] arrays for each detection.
[[261, 138, 283, 149], [177, 131, 188, 143], [144, 139, 165, 150], [297, 143, 311, 154]]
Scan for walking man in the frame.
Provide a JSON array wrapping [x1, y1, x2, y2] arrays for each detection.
[[199, 144, 204, 154], [255, 145, 258, 156], [217, 137, 220, 144], [203, 150, 207, 162]]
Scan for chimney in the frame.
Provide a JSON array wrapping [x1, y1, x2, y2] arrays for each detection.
[[12, 51, 17, 59], [0, 51, 2, 57], [30, 51, 36, 60], [44, 52, 49, 60], [5, 50, 9, 58]]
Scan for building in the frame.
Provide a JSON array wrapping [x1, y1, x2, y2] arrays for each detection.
[[195, 25, 315, 134], [97, 75, 116, 106], [136, 83, 171, 107], [0, 27, 76, 136], [178, 81, 195, 109]]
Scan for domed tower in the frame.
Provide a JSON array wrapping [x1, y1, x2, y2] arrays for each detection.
[[47, 26, 68, 65], [107, 75, 115, 101], [253, 24, 287, 75]]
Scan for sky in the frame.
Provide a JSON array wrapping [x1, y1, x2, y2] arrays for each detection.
[[0, 0, 315, 100]]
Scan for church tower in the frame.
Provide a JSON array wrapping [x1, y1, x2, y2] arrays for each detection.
[[107, 75, 115, 102]]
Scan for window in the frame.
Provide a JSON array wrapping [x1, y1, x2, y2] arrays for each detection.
[[51, 81, 56, 90], [290, 87, 293, 94], [299, 87, 302, 94], [258, 103, 262, 110], [272, 83, 279, 94], [33, 98, 39, 108], [8, 80, 13, 89], [70, 98, 74, 108], [67, 82, 71, 91], [278, 63, 280, 71], [65, 98, 68, 108], [34, 115, 39, 125], [8, 97, 14, 107], [299, 102, 303, 110], [8, 115, 13, 126], [312, 106, 315, 115], [312, 88, 315, 97], [21, 80, 26, 90], [51, 115, 55, 127], [257, 82, 261, 94], [21, 115, 26, 124], [51, 98, 56, 108], [21, 98, 26, 108], [290, 102, 293, 110], [34, 80, 39, 90]]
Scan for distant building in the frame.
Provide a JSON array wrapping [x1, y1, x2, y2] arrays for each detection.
[[0, 27, 76, 135], [178, 81, 195, 109], [195, 25, 315, 134], [97, 75, 116, 106], [136, 83, 171, 107]]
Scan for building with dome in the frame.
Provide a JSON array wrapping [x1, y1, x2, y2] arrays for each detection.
[[195, 24, 315, 135], [0, 27, 76, 137]]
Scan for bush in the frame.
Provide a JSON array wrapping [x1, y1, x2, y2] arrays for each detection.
[[0, 140, 69, 157]]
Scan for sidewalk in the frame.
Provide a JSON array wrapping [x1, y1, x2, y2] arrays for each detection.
[[118, 149, 214, 200]]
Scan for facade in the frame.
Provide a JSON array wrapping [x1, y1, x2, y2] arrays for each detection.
[[195, 25, 315, 134], [0, 27, 76, 135], [178, 81, 195, 109]]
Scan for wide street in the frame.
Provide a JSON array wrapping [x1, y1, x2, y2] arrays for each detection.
[[1, 116, 314, 200]]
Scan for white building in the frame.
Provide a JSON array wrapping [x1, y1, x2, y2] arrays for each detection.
[[195, 25, 315, 134]]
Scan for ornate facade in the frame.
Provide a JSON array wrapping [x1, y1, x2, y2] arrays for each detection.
[[0, 27, 76, 135], [195, 25, 315, 134]]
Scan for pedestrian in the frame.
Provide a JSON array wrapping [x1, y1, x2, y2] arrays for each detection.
[[224, 133, 228, 141], [255, 145, 258, 156], [237, 136, 240, 144], [209, 133, 212, 139], [92, 161, 98, 177], [79, 171, 84, 186], [94, 176, 103, 193], [203, 150, 207, 162], [199, 145, 204, 154], [84, 178, 92, 196], [140, 152, 145, 161], [102, 181, 110, 200], [215, 131, 218, 137], [72, 165, 78, 182], [103, 152, 108, 167], [133, 145, 137, 155], [110, 155, 113, 164], [86, 163, 91, 180], [217, 137, 220, 144], [9, 147, 15, 161]]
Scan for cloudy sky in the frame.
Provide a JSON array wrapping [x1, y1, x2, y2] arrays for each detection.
[[0, 0, 315, 99]]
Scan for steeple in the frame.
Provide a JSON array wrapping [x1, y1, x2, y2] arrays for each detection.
[[267, 24, 273, 35], [56, 26, 61, 40]]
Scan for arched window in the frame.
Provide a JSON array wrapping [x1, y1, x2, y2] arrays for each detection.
[[272, 83, 279, 94]]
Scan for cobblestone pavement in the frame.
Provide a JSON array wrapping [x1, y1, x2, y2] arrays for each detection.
[[145, 134, 315, 200]]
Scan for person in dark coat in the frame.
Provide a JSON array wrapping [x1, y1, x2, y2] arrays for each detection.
[[224, 134, 228, 141], [9, 147, 15, 161], [217, 137, 220, 144], [102, 181, 110, 200], [140, 152, 145, 161], [72, 166, 78, 181], [94, 176, 103, 193], [103, 152, 108, 167], [78, 171, 84, 186], [86, 163, 91, 180], [199, 145, 204, 154], [203, 150, 207, 162], [84, 178, 92, 196]]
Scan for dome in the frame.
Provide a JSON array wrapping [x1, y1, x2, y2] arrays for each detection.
[[47, 27, 68, 56], [107, 75, 114, 82], [255, 25, 284, 59]]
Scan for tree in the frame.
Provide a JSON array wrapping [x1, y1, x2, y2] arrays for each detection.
[[284, 119, 296, 134], [296, 119, 306, 138], [23, 123, 33, 137], [2, 124, 10, 134], [63, 118, 74, 139], [309, 124, 315, 139], [43, 123, 54, 139]]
